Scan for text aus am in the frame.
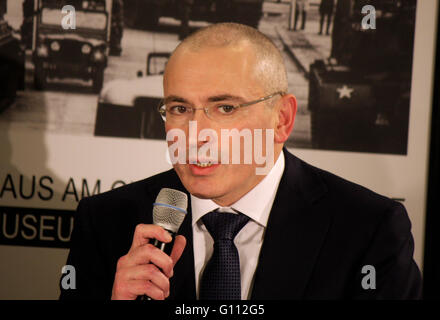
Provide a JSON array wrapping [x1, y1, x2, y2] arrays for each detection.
[[0, 173, 129, 202]]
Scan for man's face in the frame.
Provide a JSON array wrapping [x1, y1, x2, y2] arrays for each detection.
[[163, 43, 281, 206]]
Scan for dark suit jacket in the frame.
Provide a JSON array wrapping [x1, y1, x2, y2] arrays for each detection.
[[59, 149, 422, 300]]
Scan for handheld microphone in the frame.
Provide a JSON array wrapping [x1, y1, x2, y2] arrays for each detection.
[[151, 188, 188, 254], [139, 188, 188, 300]]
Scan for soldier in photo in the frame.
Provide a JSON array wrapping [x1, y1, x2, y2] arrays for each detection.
[[21, 0, 34, 50], [319, 0, 335, 35], [110, 0, 124, 56], [329, 0, 353, 64], [294, 0, 308, 31]]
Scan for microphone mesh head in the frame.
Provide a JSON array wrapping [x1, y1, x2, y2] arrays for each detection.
[[153, 188, 188, 233]]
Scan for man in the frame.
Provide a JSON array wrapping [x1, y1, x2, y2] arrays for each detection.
[[20, 0, 34, 50], [294, 0, 308, 31], [109, 0, 124, 56], [319, 0, 334, 35], [330, 0, 353, 64], [60, 23, 421, 300]]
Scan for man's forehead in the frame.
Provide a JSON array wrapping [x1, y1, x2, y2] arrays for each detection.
[[167, 41, 256, 71], [165, 44, 259, 85], [163, 41, 266, 100]]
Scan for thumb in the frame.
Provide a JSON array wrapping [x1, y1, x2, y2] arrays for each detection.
[[170, 235, 187, 272]]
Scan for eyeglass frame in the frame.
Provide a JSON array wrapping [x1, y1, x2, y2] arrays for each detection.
[[157, 91, 285, 122]]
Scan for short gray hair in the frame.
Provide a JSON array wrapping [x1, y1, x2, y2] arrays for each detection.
[[170, 23, 288, 95]]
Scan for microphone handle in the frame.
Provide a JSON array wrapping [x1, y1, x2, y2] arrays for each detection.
[[137, 229, 176, 301]]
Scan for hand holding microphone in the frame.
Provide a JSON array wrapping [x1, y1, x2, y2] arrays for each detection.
[[111, 189, 188, 300]]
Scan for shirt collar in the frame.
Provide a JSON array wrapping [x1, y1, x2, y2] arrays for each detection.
[[191, 150, 285, 227]]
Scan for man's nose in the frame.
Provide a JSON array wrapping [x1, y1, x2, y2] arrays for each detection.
[[188, 109, 214, 147], [193, 108, 212, 131]]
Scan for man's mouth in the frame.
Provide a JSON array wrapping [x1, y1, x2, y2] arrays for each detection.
[[188, 158, 220, 175], [195, 161, 214, 168]]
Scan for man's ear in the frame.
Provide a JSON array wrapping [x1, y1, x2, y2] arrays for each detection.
[[274, 94, 297, 143]]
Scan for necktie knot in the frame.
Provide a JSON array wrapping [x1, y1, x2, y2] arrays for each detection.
[[202, 210, 250, 241]]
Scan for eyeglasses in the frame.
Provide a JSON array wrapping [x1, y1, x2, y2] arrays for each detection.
[[158, 91, 285, 124]]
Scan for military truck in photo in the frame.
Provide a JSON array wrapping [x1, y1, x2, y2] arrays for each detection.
[[308, 0, 417, 154], [32, 0, 112, 92], [123, 0, 264, 30], [94, 52, 169, 139]]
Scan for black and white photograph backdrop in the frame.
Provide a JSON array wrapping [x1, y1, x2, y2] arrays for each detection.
[[0, 0, 437, 299], [1, 0, 418, 152]]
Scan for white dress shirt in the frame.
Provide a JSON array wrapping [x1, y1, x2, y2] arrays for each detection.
[[191, 150, 285, 299]]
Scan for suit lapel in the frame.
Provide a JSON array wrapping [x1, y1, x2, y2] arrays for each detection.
[[251, 151, 331, 299]]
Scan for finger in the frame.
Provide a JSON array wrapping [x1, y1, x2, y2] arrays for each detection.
[[112, 263, 170, 300], [170, 235, 187, 269], [128, 264, 170, 295], [130, 224, 172, 250], [127, 244, 174, 277], [128, 280, 168, 300]]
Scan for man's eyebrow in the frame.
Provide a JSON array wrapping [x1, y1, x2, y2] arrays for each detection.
[[163, 94, 245, 104], [207, 94, 245, 102], [163, 95, 188, 104]]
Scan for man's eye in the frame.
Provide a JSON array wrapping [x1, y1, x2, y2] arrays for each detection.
[[169, 105, 189, 115], [217, 105, 236, 114]]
